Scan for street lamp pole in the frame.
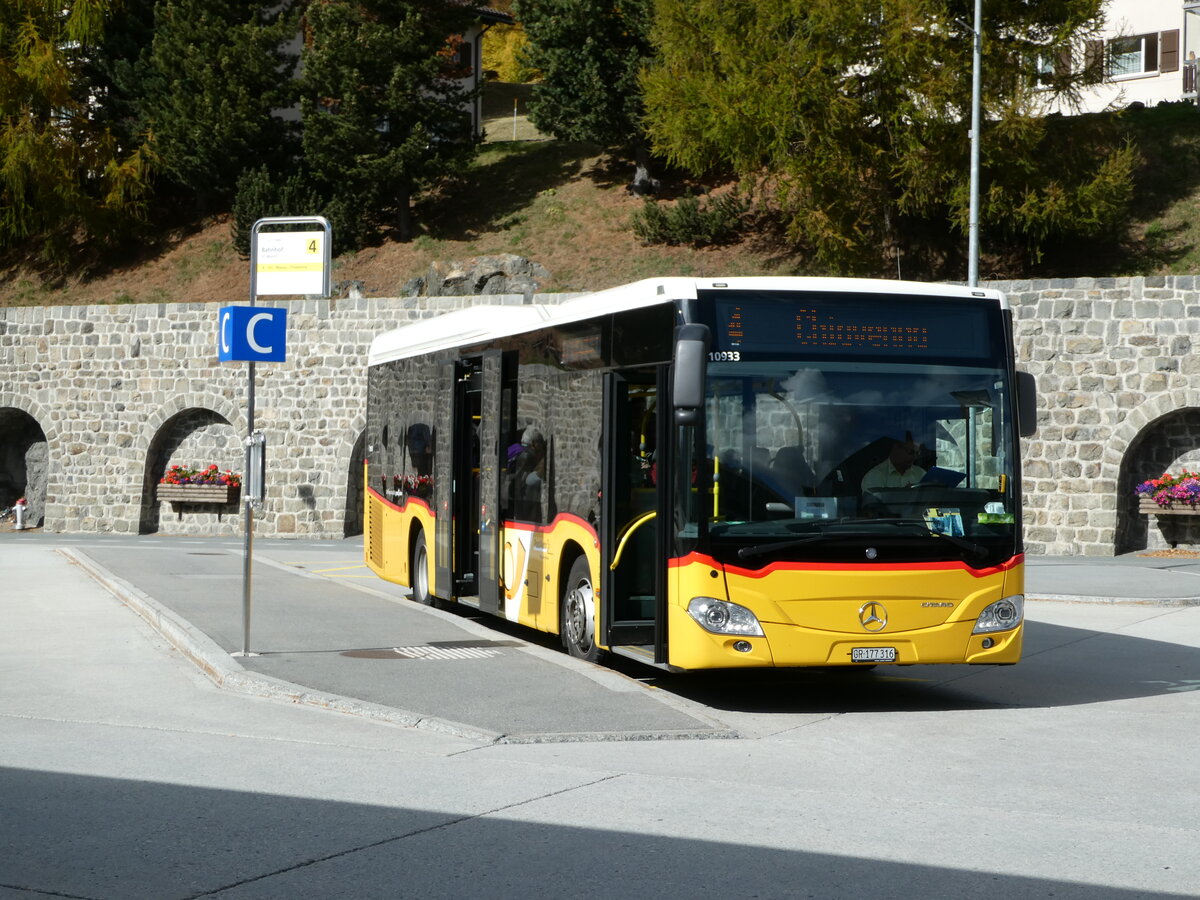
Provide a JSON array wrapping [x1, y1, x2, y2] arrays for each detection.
[[967, 0, 982, 287]]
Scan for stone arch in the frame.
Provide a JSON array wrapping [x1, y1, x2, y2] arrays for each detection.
[[139, 403, 244, 535], [0, 401, 52, 529], [344, 425, 367, 537], [1108, 392, 1200, 554], [136, 393, 245, 458]]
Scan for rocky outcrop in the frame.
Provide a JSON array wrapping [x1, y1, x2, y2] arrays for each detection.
[[403, 254, 551, 298]]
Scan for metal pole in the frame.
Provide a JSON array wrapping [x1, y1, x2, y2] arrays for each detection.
[[967, 0, 982, 287], [240, 361, 255, 656], [239, 241, 259, 658]]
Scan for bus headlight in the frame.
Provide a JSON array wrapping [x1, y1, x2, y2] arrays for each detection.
[[973, 595, 1024, 633], [687, 597, 765, 636]]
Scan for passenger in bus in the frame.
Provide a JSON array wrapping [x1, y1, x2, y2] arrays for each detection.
[[406, 423, 432, 476], [508, 426, 547, 520], [861, 433, 926, 492]]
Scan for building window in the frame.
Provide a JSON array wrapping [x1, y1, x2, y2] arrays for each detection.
[[1033, 46, 1073, 87], [1108, 33, 1159, 78]]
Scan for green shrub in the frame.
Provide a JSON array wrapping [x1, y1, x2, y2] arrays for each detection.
[[631, 192, 750, 247], [230, 166, 328, 258]]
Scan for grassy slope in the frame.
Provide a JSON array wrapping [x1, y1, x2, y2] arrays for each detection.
[[3, 96, 1200, 308], [0, 139, 802, 308]]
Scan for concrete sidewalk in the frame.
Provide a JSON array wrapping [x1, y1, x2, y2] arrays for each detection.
[[1026, 553, 1200, 606], [52, 537, 732, 745]]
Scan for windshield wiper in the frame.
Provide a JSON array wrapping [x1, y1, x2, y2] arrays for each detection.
[[737, 530, 874, 560], [735, 519, 987, 561]]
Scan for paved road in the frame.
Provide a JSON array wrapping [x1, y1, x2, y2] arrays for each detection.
[[2, 537, 1199, 898]]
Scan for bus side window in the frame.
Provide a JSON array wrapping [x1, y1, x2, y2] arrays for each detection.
[[507, 426, 547, 522]]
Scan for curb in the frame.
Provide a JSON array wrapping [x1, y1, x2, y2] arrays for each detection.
[[60, 547, 506, 745], [1026, 593, 1200, 607]]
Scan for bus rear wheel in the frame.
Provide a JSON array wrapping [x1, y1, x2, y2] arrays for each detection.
[[562, 556, 601, 662], [411, 531, 434, 606]]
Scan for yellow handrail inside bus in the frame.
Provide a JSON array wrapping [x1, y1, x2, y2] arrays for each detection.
[[712, 454, 720, 518], [609, 510, 657, 570]]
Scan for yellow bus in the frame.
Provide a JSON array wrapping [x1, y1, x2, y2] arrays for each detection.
[[364, 277, 1037, 670]]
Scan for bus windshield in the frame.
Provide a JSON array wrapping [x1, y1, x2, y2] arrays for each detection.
[[679, 359, 1018, 568]]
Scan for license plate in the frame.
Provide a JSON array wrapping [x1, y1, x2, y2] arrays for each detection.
[[851, 647, 897, 663]]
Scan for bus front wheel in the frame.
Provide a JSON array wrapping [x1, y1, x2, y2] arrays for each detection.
[[411, 531, 434, 606], [562, 556, 601, 662]]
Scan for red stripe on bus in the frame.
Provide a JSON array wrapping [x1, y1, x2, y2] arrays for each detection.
[[367, 485, 433, 516], [367, 487, 597, 544], [668, 551, 1023, 579], [500, 513, 599, 543]]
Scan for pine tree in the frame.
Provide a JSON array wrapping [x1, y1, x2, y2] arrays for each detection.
[[641, 0, 1137, 275], [134, 0, 300, 209], [298, 0, 479, 245], [515, 0, 658, 193]]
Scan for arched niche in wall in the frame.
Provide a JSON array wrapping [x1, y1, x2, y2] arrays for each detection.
[[0, 407, 49, 529], [1116, 407, 1200, 554], [344, 428, 366, 538], [140, 408, 242, 535]]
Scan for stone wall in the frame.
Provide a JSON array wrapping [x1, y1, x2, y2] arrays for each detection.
[[4, 276, 1200, 555], [0, 294, 571, 539], [999, 275, 1200, 555]]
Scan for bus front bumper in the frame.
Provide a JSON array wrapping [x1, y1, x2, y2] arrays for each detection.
[[666, 605, 1023, 670]]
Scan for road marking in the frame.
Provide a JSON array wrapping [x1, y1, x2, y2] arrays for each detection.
[[310, 564, 370, 576]]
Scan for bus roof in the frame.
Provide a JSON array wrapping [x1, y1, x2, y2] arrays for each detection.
[[367, 277, 1008, 366]]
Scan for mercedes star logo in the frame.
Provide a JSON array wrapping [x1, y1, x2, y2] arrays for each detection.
[[858, 601, 888, 632]]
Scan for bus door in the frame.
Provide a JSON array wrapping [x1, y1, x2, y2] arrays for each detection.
[[437, 358, 481, 600], [601, 368, 669, 664], [474, 352, 506, 614], [435, 353, 505, 611], [433, 361, 458, 598]]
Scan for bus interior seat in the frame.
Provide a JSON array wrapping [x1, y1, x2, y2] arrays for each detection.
[[770, 446, 816, 497]]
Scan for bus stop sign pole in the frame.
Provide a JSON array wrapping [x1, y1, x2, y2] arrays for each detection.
[[225, 216, 331, 657]]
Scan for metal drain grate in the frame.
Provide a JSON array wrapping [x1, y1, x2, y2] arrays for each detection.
[[342, 640, 522, 661], [393, 645, 504, 660]]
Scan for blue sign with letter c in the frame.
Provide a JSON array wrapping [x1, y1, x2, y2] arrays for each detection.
[[219, 306, 287, 362]]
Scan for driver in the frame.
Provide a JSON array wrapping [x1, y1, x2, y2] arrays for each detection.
[[861, 433, 926, 492]]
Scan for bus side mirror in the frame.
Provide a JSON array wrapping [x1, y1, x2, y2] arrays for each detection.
[[1016, 370, 1037, 437], [673, 324, 710, 426]]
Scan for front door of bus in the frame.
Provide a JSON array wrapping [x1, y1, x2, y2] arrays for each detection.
[[601, 369, 667, 664], [443, 354, 503, 612]]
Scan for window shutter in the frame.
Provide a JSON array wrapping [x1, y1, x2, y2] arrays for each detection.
[[1056, 46, 1072, 76], [1161, 29, 1180, 73], [1145, 32, 1159, 72], [1084, 40, 1104, 83]]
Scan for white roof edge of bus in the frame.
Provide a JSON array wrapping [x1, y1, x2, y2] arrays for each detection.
[[367, 277, 1007, 365], [368, 305, 552, 366]]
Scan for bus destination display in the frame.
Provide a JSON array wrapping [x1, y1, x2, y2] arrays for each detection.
[[705, 292, 995, 360]]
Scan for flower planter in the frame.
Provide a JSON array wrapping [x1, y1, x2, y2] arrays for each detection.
[[1138, 498, 1200, 516], [157, 484, 241, 505]]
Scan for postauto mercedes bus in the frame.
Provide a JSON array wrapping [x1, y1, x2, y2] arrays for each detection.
[[363, 277, 1037, 670]]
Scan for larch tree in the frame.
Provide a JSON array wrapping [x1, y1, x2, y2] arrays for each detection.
[[640, 0, 1138, 276], [0, 0, 155, 262]]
